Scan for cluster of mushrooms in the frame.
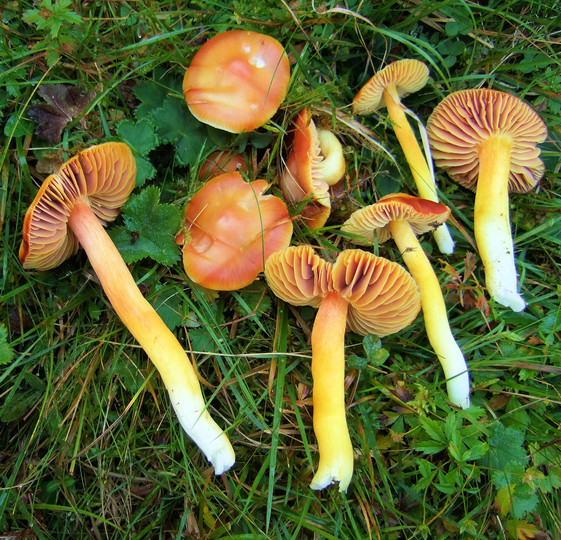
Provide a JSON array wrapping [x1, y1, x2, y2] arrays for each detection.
[[20, 30, 548, 492]]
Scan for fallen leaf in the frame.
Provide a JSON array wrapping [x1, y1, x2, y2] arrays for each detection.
[[28, 84, 94, 143]]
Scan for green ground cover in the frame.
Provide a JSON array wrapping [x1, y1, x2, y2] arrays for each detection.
[[1, 1, 560, 538]]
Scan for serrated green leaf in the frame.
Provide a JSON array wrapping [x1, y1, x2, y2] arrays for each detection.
[[133, 154, 156, 187], [109, 186, 181, 266], [462, 441, 489, 462], [188, 328, 217, 353], [116, 118, 159, 156], [488, 423, 528, 470], [362, 335, 389, 366], [414, 440, 447, 454], [174, 133, 207, 167], [154, 97, 194, 144], [0, 324, 15, 365], [419, 416, 447, 445], [152, 96, 209, 166], [133, 81, 169, 119], [4, 113, 34, 137]]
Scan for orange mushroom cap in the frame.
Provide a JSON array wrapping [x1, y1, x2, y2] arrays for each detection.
[[183, 30, 290, 133], [181, 172, 293, 291], [352, 59, 429, 115], [426, 88, 547, 193], [341, 193, 451, 245], [265, 245, 421, 337], [263, 245, 331, 308], [19, 142, 136, 270]]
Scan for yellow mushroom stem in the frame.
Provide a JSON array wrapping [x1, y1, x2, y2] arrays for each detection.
[[388, 220, 470, 409], [68, 201, 235, 473], [383, 86, 455, 255], [310, 291, 354, 492], [474, 135, 525, 312]]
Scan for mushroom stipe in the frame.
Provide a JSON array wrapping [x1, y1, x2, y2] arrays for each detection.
[[19, 142, 235, 474]]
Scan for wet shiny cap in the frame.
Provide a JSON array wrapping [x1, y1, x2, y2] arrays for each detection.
[[181, 172, 293, 291], [183, 30, 290, 133]]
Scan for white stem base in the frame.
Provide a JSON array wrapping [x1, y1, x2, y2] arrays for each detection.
[[168, 386, 235, 474], [433, 224, 455, 255]]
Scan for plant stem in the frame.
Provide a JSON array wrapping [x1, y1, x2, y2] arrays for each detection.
[[474, 136, 525, 312], [310, 291, 354, 491], [68, 201, 235, 473], [384, 86, 455, 254], [389, 220, 470, 408]]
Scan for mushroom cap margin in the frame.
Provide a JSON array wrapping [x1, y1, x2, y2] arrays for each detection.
[[264, 245, 331, 308]]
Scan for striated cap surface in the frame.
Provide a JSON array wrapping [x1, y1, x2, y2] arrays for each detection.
[[19, 142, 136, 270], [426, 88, 547, 193], [352, 59, 429, 115]]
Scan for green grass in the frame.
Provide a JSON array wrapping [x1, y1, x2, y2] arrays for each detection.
[[1, 1, 560, 538]]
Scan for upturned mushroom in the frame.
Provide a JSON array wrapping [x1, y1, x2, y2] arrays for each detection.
[[183, 29, 290, 133], [341, 193, 470, 409], [265, 245, 421, 491], [352, 59, 455, 254], [426, 88, 547, 312], [19, 142, 235, 473], [280, 108, 346, 229], [180, 172, 293, 291]]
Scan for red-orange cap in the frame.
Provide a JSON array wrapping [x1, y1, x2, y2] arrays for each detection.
[[181, 172, 293, 290], [183, 30, 290, 133]]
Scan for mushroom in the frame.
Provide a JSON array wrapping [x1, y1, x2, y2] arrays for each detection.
[[280, 108, 346, 229], [181, 172, 293, 291], [198, 150, 249, 182], [19, 142, 235, 473], [265, 245, 421, 491], [352, 59, 455, 254], [183, 29, 290, 133], [426, 88, 547, 312], [341, 193, 470, 409]]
